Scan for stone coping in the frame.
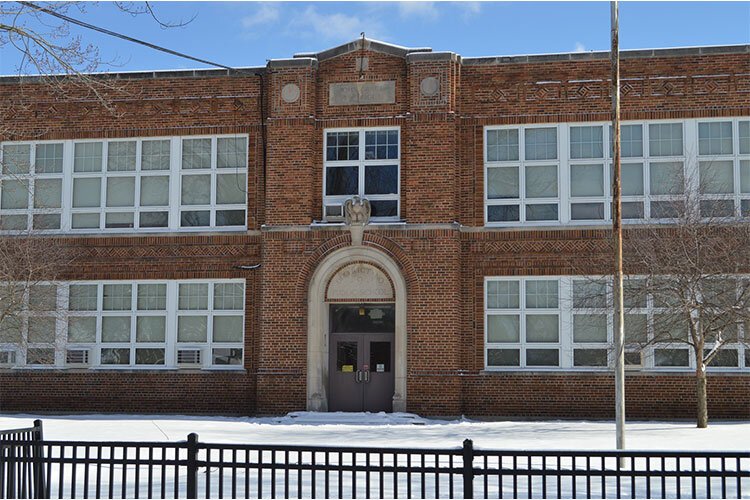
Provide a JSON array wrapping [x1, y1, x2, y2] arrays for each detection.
[[0, 39, 746, 83]]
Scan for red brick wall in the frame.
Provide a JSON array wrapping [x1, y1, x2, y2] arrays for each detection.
[[459, 53, 750, 119], [461, 373, 750, 419], [0, 46, 748, 418], [0, 371, 255, 414]]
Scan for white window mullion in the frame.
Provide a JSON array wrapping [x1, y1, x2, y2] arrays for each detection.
[[133, 140, 142, 229], [560, 277, 573, 368], [52, 283, 63, 367], [559, 125, 570, 224], [28, 144, 37, 232], [519, 129, 527, 223], [684, 119, 700, 210], [519, 280, 527, 368], [61, 141, 73, 231], [210, 137, 217, 227], [734, 119, 742, 216], [93, 284, 103, 367], [603, 125, 612, 222], [165, 281, 178, 367], [358, 131, 366, 198], [170, 137, 181, 231]]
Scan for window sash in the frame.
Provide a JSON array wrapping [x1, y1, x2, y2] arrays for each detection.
[[485, 125, 561, 224], [0, 280, 245, 369], [484, 276, 750, 372], [485, 278, 562, 369], [485, 118, 750, 226], [1, 135, 248, 233], [323, 128, 400, 221]]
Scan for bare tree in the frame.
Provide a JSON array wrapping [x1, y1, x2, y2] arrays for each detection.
[[0, 1, 193, 124], [0, 233, 75, 367], [1, 2, 191, 76], [0, 2, 188, 368], [568, 162, 750, 428], [621, 170, 750, 428]]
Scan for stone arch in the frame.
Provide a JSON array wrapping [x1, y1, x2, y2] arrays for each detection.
[[306, 245, 408, 412], [296, 231, 418, 296], [325, 262, 395, 302]]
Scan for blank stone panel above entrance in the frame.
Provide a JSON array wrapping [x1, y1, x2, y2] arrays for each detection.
[[326, 263, 394, 302]]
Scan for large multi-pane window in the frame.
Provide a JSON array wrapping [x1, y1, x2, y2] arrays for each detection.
[[484, 118, 750, 226], [180, 136, 248, 228], [0, 280, 245, 369], [176, 282, 244, 366], [484, 276, 750, 371], [323, 128, 400, 221], [0, 135, 248, 233], [485, 278, 562, 367], [485, 126, 560, 223], [697, 119, 750, 218], [1, 143, 64, 231]]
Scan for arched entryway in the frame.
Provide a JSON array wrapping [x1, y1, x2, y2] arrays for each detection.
[[306, 246, 407, 412]]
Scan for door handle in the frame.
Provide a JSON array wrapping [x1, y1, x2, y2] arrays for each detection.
[[363, 370, 370, 383], [355, 370, 362, 383]]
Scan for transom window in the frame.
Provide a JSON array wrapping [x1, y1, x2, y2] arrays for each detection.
[[0, 135, 248, 233], [0, 280, 245, 369], [323, 128, 400, 221]]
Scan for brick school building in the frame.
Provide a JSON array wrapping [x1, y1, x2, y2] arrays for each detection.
[[0, 39, 748, 417]]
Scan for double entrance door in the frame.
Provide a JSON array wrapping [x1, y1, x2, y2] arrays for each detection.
[[328, 304, 395, 412]]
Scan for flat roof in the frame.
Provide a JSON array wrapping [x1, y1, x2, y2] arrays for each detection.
[[0, 39, 747, 83]]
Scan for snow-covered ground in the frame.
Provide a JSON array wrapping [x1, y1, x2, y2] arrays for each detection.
[[1, 411, 748, 451], [2, 413, 747, 499]]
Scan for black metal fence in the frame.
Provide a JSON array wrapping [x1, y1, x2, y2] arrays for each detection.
[[0, 419, 45, 499], [1, 421, 748, 499]]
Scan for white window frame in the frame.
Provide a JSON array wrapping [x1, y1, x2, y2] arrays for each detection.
[[696, 117, 750, 219], [0, 279, 246, 371], [178, 136, 249, 230], [483, 275, 750, 372], [0, 135, 249, 234], [484, 124, 561, 225], [484, 277, 565, 370], [0, 141, 65, 232], [323, 127, 401, 222], [483, 118, 750, 227], [176, 280, 246, 370], [4, 283, 64, 368]]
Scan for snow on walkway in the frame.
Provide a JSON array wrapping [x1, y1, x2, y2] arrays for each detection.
[[0, 412, 748, 451]]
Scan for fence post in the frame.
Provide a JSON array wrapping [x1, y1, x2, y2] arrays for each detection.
[[186, 433, 198, 499], [32, 420, 46, 499], [462, 439, 474, 499]]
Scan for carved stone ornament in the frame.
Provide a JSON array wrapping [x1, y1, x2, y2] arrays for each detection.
[[326, 263, 394, 301], [344, 196, 371, 246], [281, 83, 301, 103], [344, 196, 371, 225]]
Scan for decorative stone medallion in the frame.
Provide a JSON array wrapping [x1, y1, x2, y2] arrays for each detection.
[[420, 76, 440, 97], [281, 83, 301, 103]]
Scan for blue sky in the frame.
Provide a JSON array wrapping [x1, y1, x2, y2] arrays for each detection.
[[3, 1, 749, 73]]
